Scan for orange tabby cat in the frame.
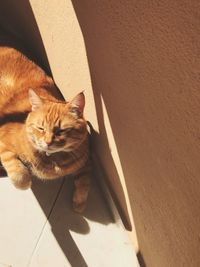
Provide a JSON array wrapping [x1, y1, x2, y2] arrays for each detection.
[[0, 46, 91, 213]]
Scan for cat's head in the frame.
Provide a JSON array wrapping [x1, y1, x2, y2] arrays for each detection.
[[26, 89, 88, 154]]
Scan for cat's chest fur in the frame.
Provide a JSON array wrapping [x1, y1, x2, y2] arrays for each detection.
[[18, 146, 88, 180]]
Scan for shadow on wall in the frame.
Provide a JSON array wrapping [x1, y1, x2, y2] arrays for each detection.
[[0, 2, 114, 266], [71, 1, 135, 230]]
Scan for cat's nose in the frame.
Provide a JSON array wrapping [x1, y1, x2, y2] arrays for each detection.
[[44, 132, 53, 146], [45, 140, 52, 146]]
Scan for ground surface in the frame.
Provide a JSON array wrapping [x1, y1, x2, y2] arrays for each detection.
[[0, 173, 139, 267]]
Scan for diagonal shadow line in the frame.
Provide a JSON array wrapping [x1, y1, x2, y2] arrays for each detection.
[[29, 165, 114, 266], [26, 179, 65, 267], [30, 177, 90, 267], [29, 178, 89, 267], [137, 251, 147, 267], [88, 121, 132, 230], [71, 0, 132, 231]]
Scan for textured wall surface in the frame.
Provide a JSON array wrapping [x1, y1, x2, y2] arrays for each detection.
[[2, 0, 200, 266], [72, 1, 200, 266]]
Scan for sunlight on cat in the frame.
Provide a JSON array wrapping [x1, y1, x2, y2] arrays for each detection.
[[0, 46, 91, 213], [0, 74, 15, 88]]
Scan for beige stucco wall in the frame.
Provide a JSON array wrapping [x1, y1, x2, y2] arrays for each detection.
[[70, 1, 200, 266], [2, 0, 200, 266]]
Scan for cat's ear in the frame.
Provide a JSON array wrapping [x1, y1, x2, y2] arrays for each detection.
[[69, 92, 85, 117], [29, 89, 43, 111]]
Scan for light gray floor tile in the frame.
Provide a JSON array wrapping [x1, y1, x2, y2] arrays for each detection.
[[0, 173, 139, 267], [0, 176, 63, 267], [29, 178, 139, 267]]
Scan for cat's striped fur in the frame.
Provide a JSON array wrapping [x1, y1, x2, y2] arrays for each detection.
[[0, 47, 91, 212]]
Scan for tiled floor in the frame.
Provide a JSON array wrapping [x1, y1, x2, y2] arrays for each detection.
[[0, 172, 139, 267]]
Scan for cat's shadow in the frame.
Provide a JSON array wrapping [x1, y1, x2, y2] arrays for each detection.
[[0, 160, 113, 267], [31, 173, 113, 233], [31, 170, 113, 267]]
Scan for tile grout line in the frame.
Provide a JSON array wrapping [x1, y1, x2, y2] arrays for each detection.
[[26, 178, 66, 267]]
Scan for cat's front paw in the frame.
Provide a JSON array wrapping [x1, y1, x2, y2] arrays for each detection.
[[11, 174, 32, 190]]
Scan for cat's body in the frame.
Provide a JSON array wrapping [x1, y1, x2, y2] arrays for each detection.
[[0, 46, 90, 212], [0, 47, 62, 116]]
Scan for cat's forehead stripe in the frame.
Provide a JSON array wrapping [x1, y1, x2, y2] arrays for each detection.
[[44, 103, 63, 127]]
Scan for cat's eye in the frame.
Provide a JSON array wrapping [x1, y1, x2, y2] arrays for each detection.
[[36, 126, 44, 132], [54, 127, 72, 135]]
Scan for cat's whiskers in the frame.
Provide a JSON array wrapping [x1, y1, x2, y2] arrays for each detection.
[[70, 151, 78, 161]]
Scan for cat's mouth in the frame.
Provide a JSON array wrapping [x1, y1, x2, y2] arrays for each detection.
[[38, 145, 69, 155], [39, 146, 59, 153], [30, 137, 81, 154], [30, 141, 58, 154], [39, 144, 78, 155]]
